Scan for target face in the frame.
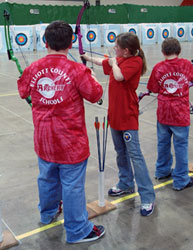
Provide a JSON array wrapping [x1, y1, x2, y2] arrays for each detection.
[[177, 28, 184, 37], [15, 33, 28, 46], [107, 32, 116, 43], [42, 35, 46, 44], [72, 33, 77, 43], [147, 28, 154, 39], [87, 30, 96, 42], [129, 28, 136, 34], [162, 29, 169, 39]]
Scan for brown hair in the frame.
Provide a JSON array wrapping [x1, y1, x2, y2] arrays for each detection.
[[116, 32, 147, 75], [161, 37, 181, 56], [44, 20, 73, 51]]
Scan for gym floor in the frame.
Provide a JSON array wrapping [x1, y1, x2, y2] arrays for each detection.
[[1, 42, 193, 250]]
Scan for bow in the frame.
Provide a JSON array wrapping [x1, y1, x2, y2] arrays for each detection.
[[74, 1, 104, 105], [75, 0, 90, 65], [138, 89, 152, 102], [138, 90, 157, 115], [3, 9, 32, 107]]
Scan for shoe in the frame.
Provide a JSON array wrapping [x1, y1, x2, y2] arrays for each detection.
[[108, 186, 135, 196], [40, 201, 63, 225], [140, 202, 155, 216], [155, 172, 172, 180], [57, 200, 63, 214], [173, 177, 193, 191], [74, 225, 105, 243]]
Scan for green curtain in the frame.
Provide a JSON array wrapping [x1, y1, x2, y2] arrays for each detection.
[[0, 2, 193, 25]]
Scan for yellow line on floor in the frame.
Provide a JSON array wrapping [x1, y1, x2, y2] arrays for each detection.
[[112, 173, 193, 204], [16, 220, 64, 240], [15, 172, 193, 241], [111, 179, 173, 204], [0, 93, 18, 97]]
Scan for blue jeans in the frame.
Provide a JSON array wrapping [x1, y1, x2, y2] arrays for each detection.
[[111, 128, 155, 204], [156, 122, 190, 189], [37, 157, 93, 243]]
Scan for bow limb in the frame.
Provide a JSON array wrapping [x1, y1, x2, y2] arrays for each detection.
[[138, 90, 157, 115], [138, 90, 152, 102], [75, 1, 104, 105], [3, 9, 32, 107], [75, 0, 90, 65], [189, 81, 193, 114]]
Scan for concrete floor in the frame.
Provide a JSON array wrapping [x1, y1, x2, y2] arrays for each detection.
[[0, 42, 193, 250]]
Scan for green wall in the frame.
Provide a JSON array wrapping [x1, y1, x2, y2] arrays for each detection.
[[0, 2, 193, 25]]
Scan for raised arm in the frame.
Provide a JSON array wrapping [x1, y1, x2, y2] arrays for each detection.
[[81, 54, 104, 66]]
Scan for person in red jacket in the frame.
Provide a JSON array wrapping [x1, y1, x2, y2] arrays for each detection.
[[147, 37, 193, 190], [17, 20, 105, 243], [82, 32, 155, 216]]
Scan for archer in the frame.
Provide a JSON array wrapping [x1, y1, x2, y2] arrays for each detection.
[[17, 20, 105, 244]]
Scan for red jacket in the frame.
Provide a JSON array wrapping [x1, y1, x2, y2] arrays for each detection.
[[18, 54, 103, 164], [147, 57, 193, 126]]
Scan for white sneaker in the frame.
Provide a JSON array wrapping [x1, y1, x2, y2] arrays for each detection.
[[108, 186, 135, 196], [140, 202, 155, 216]]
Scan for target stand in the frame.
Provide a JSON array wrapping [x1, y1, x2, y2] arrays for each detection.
[[0, 230, 18, 250], [0, 207, 19, 250], [87, 200, 116, 219]]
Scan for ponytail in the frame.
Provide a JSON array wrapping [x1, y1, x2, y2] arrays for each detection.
[[116, 32, 147, 76], [138, 48, 147, 76]]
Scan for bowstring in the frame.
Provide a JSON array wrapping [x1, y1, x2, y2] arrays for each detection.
[[85, 2, 94, 69], [139, 95, 157, 115], [8, 13, 30, 68], [100, 43, 113, 104]]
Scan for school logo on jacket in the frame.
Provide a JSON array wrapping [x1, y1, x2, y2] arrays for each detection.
[[163, 79, 179, 94], [37, 77, 57, 98], [159, 72, 188, 95], [123, 132, 132, 142], [31, 68, 72, 104], [37, 74, 69, 99]]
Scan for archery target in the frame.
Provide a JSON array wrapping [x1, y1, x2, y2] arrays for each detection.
[[157, 24, 172, 43], [35, 24, 48, 51], [87, 30, 96, 42], [173, 23, 187, 41], [11, 25, 33, 52], [72, 33, 77, 44], [82, 25, 101, 48], [121, 24, 141, 42], [187, 23, 193, 41], [128, 28, 136, 34], [178, 28, 184, 37], [147, 28, 154, 39], [71, 24, 78, 48], [141, 24, 157, 44], [0, 26, 6, 53], [15, 33, 28, 46], [102, 24, 121, 47], [162, 29, 169, 39], [42, 34, 46, 44], [107, 32, 116, 43]]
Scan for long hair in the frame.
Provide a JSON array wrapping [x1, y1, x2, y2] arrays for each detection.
[[116, 32, 147, 76]]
